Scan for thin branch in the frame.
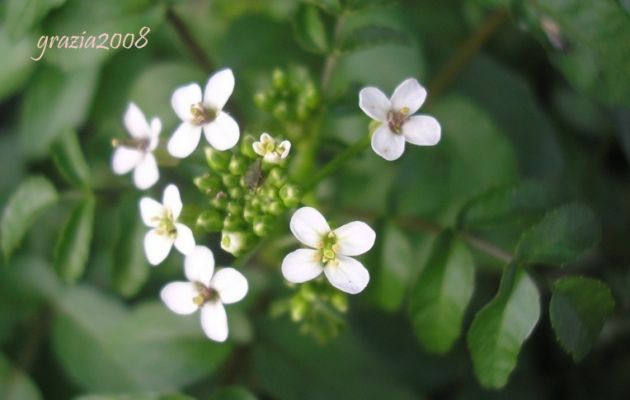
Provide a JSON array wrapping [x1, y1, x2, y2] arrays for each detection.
[[166, 8, 214, 71]]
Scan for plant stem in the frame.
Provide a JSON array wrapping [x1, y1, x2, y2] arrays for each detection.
[[320, 11, 348, 93], [166, 8, 214, 71]]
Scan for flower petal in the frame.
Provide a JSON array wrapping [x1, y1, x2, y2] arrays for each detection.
[[144, 229, 173, 265], [171, 83, 202, 122], [289, 207, 330, 248], [148, 117, 162, 151], [324, 255, 370, 294], [124, 102, 150, 138], [390, 78, 427, 115], [279, 140, 291, 158], [162, 184, 182, 218], [203, 112, 239, 151], [333, 221, 376, 256], [112, 147, 142, 175], [203, 68, 235, 111], [139, 197, 164, 227], [167, 122, 202, 159], [174, 223, 195, 255], [133, 154, 159, 190], [211, 268, 248, 304], [358, 87, 390, 122], [200, 301, 228, 342], [160, 282, 198, 315], [371, 124, 405, 161], [185, 245, 215, 285], [402, 115, 441, 146], [281, 249, 324, 283]]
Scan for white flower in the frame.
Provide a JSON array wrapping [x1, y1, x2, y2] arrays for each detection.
[[112, 103, 161, 189], [221, 231, 246, 255], [167, 68, 240, 158], [139, 184, 195, 265], [281, 207, 376, 294], [359, 78, 441, 161], [160, 245, 248, 342], [252, 132, 291, 164]]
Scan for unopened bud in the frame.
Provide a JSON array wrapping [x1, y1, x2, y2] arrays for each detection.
[[223, 214, 245, 231], [279, 184, 301, 208], [253, 215, 274, 237], [211, 192, 229, 210], [205, 147, 231, 171], [196, 210, 224, 232], [267, 167, 287, 188], [229, 186, 244, 200], [272, 68, 286, 89], [240, 135, 258, 159], [222, 174, 240, 188], [229, 156, 248, 175], [193, 174, 222, 195], [268, 200, 284, 216]]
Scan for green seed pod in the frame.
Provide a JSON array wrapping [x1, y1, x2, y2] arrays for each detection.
[[272, 68, 286, 89], [222, 174, 240, 189], [196, 209, 224, 232], [205, 147, 231, 171], [252, 215, 274, 237], [211, 192, 229, 210], [193, 174, 222, 195], [229, 155, 248, 175], [279, 184, 301, 208], [229, 186, 244, 200], [240, 135, 258, 159]]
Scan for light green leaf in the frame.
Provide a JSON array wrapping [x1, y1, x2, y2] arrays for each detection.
[[550, 276, 615, 361], [19, 64, 99, 158], [341, 25, 408, 53], [304, 0, 342, 15], [0, 353, 42, 400], [111, 197, 149, 298], [52, 130, 91, 188], [54, 194, 95, 283], [372, 222, 412, 311], [0, 27, 36, 102], [4, 0, 66, 39], [516, 203, 601, 266], [467, 265, 540, 389], [1, 176, 58, 259], [52, 288, 232, 392], [457, 181, 553, 229], [409, 232, 475, 353], [293, 3, 330, 53]]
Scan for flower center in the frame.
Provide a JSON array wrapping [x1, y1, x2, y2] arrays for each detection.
[[387, 106, 410, 134], [111, 137, 150, 151], [193, 282, 219, 306], [190, 102, 217, 126], [319, 232, 339, 265], [154, 209, 177, 239]]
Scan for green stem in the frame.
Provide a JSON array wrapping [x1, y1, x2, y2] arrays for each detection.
[[302, 134, 370, 193]]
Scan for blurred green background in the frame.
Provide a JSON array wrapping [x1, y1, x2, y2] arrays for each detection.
[[1, 0, 629, 399]]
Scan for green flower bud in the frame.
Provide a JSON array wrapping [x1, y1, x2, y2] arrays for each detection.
[[272, 68, 286, 89], [229, 186, 244, 200], [224, 214, 245, 231], [330, 291, 348, 313], [290, 297, 307, 322], [193, 174, 222, 195], [273, 102, 288, 120], [279, 184, 301, 208], [240, 135, 258, 159], [250, 196, 261, 209], [267, 167, 287, 188], [303, 82, 319, 108], [229, 155, 248, 175], [211, 192, 229, 210], [205, 147, 231, 171], [196, 209, 224, 232], [254, 92, 269, 109], [226, 202, 243, 216], [221, 231, 255, 256], [268, 200, 284, 216], [243, 204, 257, 223], [252, 215, 274, 237], [222, 174, 240, 188], [261, 185, 279, 201]]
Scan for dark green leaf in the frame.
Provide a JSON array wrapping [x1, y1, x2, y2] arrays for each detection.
[[293, 3, 330, 53], [467, 265, 540, 389], [4, 0, 66, 39], [210, 387, 257, 400], [0, 353, 42, 400], [550, 276, 615, 361], [54, 194, 95, 283], [409, 232, 475, 353], [52, 130, 91, 188], [1, 176, 58, 259], [341, 25, 408, 53], [304, 0, 342, 15], [516, 203, 601, 266], [372, 222, 412, 311], [0, 27, 35, 101], [457, 181, 553, 229], [19, 65, 99, 158], [74, 394, 195, 400]]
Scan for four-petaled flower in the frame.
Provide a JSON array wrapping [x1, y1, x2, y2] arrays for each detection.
[[282, 207, 376, 294], [160, 245, 248, 342], [252, 132, 291, 164], [140, 184, 195, 265], [168, 68, 240, 158], [112, 103, 161, 189], [359, 78, 441, 161]]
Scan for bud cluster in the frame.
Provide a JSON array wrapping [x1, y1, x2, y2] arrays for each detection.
[[254, 68, 321, 123], [194, 134, 301, 256]]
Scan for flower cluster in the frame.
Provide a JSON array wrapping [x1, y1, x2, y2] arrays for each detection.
[[112, 66, 438, 341]]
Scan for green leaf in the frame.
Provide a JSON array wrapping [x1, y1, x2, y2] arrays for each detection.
[[54, 194, 95, 283], [74, 394, 195, 400], [210, 387, 257, 400], [19, 64, 99, 158], [52, 130, 91, 188], [1, 176, 58, 259], [372, 222, 412, 311], [304, 0, 342, 15], [550, 276, 615, 361], [457, 181, 553, 229], [341, 25, 408, 53], [0, 353, 42, 400], [467, 265, 540, 389], [52, 288, 232, 392], [293, 3, 330, 53], [4, 0, 66, 39], [111, 197, 149, 298], [516, 203, 601, 266], [409, 232, 475, 353], [0, 27, 36, 102]]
